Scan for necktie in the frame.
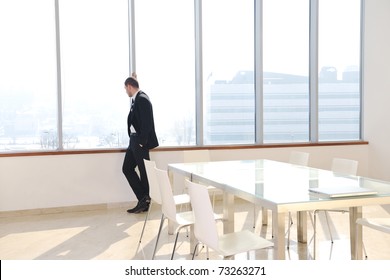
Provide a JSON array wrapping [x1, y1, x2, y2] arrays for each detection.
[[131, 99, 134, 111]]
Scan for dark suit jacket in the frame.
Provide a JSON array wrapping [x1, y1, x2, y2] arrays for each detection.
[[127, 91, 159, 149]]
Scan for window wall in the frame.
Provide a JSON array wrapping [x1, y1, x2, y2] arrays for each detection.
[[0, 0, 363, 152], [318, 0, 361, 141], [59, 0, 130, 149], [263, 0, 309, 143], [0, 0, 58, 151], [202, 0, 255, 145], [134, 0, 196, 146]]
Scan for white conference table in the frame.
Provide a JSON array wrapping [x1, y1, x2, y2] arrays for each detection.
[[168, 159, 390, 260]]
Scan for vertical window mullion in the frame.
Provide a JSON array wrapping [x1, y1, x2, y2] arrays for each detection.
[[195, 0, 204, 146], [55, 0, 63, 150], [128, 0, 136, 74], [254, 0, 263, 144], [309, 0, 319, 142], [359, 0, 364, 140]]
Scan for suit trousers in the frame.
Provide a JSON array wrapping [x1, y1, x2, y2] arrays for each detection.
[[122, 134, 150, 201]]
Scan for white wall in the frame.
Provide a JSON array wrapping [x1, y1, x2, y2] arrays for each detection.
[[0, 153, 131, 212], [0, 145, 369, 212], [364, 0, 390, 180], [0, 0, 389, 212]]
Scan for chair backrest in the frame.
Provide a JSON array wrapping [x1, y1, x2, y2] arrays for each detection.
[[332, 158, 358, 176], [143, 159, 162, 205], [186, 179, 219, 251], [154, 167, 178, 221], [289, 151, 309, 166]]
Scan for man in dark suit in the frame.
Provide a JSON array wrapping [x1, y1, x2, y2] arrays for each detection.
[[123, 74, 159, 213]]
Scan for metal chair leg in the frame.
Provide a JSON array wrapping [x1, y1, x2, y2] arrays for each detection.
[[309, 211, 315, 227], [324, 211, 334, 243], [253, 205, 257, 228], [171, 225, 192, 260], [313, 210, 318, 259], [286, 212, 293, 249], [192, 242, 200, 260], [363, 241, 368, 259], [138, 201, 153, 243], [313, 210, 333, 259], [171, 231, 180, 260], [152, 214, 165, 260]]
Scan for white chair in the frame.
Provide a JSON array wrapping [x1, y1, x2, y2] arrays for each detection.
[[331, 157, 358, 176], [138, 159, 190, 245], [187, 179, 273, 260], [152, 167, 194, 260], [313, 158, 359, 258], [356, 218, 390, 258], [289, 151, 310, 166], [182, 150, 222, 208]]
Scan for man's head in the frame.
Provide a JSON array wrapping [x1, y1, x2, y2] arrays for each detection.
[[124, 76, 139, 97]]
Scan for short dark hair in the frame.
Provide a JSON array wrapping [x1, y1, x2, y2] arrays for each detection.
[[124, 77, 139, 88]]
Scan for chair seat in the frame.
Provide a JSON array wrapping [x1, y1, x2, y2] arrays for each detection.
[[175, 211, 223, 226], [207, 185, 222, 193], [173, 193, 191, 205], [356, 218, 390, 234], [217, 230, 273, 257], [175, 211, 195, 226]]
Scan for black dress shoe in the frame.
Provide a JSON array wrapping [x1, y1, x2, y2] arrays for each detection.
[[127, 196, 151, 214], [127, 202, 141, 213], [134, 196, 150, 213], [134, 203, 149, 214]]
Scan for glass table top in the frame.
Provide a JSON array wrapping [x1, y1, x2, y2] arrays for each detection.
[[169, 159, 390, 205]]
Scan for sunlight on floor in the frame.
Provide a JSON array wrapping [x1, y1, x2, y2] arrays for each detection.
[[0, 199, 389, 260]]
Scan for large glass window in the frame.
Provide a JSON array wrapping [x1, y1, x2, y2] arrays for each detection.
[[318, 0, 361, 141], [263, 0, 310, 143], [134, 0, 195, 146], [202, 0, 255, 145], [0, 0, 57, 151], [0, 0, 363, 153], [59, 0, 129, 149]]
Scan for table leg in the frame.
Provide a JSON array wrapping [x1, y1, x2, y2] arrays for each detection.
[[272, 211, 286, 260], [350, 206, 363, 259], [223, 192, 235, 233], [167, 169, 175, 235], [297, 211, 307, 243], [262, 207, 268, 225], [189, 224, 196, 256]]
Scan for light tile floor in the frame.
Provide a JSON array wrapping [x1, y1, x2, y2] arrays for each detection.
[[1, 199, 389, 260]]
